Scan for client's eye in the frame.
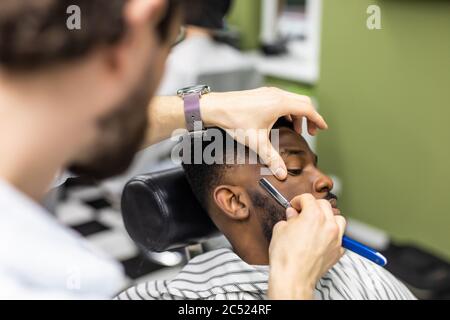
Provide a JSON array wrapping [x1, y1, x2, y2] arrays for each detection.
[[287, 169, 303, 176]]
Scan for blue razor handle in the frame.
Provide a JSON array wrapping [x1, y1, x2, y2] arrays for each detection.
[[342, 235, 387, 267]]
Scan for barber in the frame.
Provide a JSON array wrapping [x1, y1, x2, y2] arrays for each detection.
[[0, 0, 345, 299]]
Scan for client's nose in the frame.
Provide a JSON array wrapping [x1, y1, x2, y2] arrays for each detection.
[[313, 171, 334, 195]]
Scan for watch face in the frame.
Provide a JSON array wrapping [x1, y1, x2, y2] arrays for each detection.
[[177, 85, 211, 97]]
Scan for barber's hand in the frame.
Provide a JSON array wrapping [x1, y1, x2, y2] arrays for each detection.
[[267, 194, 346, 300], [201, 87, 328, 180]]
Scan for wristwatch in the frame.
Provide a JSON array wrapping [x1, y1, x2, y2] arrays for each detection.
[[177, 85, 211, 132]]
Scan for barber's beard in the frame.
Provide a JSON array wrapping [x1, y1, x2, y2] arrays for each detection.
[[68, 65, 154, 180], [248, 189, 286, 243]]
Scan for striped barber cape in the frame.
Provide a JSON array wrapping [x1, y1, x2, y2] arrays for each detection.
[[116, 248, 416, 300]]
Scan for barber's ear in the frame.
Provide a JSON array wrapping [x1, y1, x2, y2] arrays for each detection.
[[213, 186, 251, 221], [125, 0, 166, 27], [102, 0, 165, 76]]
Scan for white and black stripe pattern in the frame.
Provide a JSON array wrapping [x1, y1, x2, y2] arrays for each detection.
[[116, 248, 416, 300]]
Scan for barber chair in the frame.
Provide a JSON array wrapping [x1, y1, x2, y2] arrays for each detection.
[[121, 167, 221, 260]]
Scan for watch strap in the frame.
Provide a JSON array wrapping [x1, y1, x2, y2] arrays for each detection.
[[183, 93, 203, 132]]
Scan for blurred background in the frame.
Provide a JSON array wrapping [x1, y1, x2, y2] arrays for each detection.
[[53, 0, 450, 299]]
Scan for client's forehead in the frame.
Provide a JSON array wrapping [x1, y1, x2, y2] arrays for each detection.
[[277, 127, 311, 154]]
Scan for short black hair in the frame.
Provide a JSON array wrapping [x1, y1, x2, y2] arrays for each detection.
[[0, 0, 184, 70], [182, 117, 294, 211], [184, 0, 232, 30]]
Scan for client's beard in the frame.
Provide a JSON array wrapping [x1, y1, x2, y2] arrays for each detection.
[[248, 189, 286, 243], [68, 65, 153, 180], [250, 190, 339, 243]]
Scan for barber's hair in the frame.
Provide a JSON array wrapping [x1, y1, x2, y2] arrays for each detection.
[[0, 0, 183, 71], [184, 0, 232, 30], [182, 117, 294, 211]]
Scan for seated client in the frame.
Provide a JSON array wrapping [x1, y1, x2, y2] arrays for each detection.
[[117, 118, 415, 300]]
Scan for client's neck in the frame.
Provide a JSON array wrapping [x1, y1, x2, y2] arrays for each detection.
[[227, 231, 270, 266], [212, 209, 270, 266], [233, 244, 269, 266]]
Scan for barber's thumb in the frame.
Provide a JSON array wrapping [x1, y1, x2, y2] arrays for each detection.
[[260, 144, 287, 180], [334, 215, 347, 240], [286, 207, 299, 220]]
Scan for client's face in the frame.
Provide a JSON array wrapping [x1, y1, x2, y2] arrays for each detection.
[[229, 127, 339, 242]]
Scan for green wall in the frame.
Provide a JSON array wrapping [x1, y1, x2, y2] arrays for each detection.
[[227, 0, 261, 50], [317, 0, 450, 258]]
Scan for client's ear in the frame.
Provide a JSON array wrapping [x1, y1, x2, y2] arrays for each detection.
[[213, 185, 251, 221]]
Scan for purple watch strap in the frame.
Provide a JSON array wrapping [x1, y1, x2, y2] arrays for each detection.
[[184, 93, 203, 132]]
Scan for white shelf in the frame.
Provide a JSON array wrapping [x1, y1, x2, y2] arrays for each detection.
[[245, 49, 319, 84], [254, 0, 322, 85]]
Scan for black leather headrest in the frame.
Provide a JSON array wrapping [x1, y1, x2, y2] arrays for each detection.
[[121, 167, 218, 252]]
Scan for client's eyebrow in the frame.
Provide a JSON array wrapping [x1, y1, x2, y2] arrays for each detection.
[[281, 148, 319, 166], [280, 149, 306, 156]]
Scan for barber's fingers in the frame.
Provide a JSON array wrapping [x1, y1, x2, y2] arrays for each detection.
[[290, 115, 303, 135], [289, 193, 319, 217], [256, 134, 287, 180], [286, 207, 299, 220], [287, 105, 326, 133], [334, 215, 347, 241], [317, 199, 334, 221], [307, 119, 318, 136], [290, 116, 318, 136], [280, 94, 328, 131], [242, 129, 287, 180], [317, 200, 346, 244], [285, 114, 303, 136]]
